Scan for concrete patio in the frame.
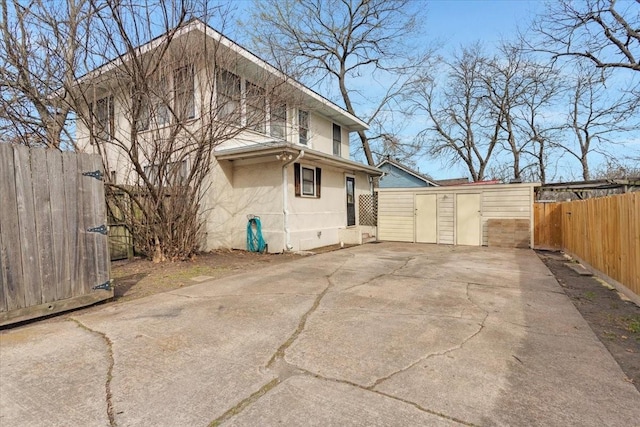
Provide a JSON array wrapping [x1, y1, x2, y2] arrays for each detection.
[[1, 243, 639, 426]]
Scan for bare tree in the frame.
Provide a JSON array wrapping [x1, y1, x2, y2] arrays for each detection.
[[411, 45, 500, 182], [529, 0, 640, 73], [0, 0, 92, 148], [244, 0, 431, 166], [559, 66, 639, 180]]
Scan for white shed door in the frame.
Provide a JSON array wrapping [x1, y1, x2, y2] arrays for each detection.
[[456, 193, 481, 246], [416, 194, 437, 243]]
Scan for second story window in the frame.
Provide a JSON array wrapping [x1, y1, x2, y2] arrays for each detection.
[[93, 95, 114, 142], [174, 65, 195, 121], [270, 101, 286, 139], [153, 75, 170, 126], [217, 69, 241, 125], [333, 123, 341, 156], [298, 110, 309, 145], [246, 82, 266, 132]]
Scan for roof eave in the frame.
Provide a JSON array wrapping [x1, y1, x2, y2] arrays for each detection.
[[215, 143, 382, 176]]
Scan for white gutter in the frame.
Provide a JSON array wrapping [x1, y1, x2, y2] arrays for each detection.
[[281, 150, 304, 251]]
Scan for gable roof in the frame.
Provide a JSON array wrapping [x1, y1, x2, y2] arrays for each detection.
[[376, 157, 439, 186], [77, 19, 368, 131]]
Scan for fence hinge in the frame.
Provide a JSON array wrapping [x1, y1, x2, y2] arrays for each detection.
[[87, 224, 108, 235], [93, 280, 112, 291], [82, 170, 104, 181]]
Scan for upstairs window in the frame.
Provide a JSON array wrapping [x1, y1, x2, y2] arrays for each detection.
[[144, 159, 189, 187], [333, 123, 341, 156], [298, 110, 309, 145], [246, 82, 266, 132], [153, 75, 170, 126], [174, 65, 195, 121], [270, 101, 287, 139], [217, 69, 241, 125], [93, 95, 114, 142]]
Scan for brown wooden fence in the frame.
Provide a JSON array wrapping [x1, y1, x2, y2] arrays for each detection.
[[534, 193, 640, 297], [0, 144, 112, 326]]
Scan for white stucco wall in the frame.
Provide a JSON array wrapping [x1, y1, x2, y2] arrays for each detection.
[[201, 157, 373, 253]]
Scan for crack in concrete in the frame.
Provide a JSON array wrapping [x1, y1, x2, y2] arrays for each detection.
[[289, 366, 478, 426], [208, 378, 280, 427], [340, 255, 417, 292], [204, 256, 356, 425], [265, 256, 353, 369], [69, 318, 116, 427], [366, 283, 490, 391], [265, 285, 330, 368]]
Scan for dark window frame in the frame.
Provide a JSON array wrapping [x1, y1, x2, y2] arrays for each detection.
[[294, 163, 322, 198]]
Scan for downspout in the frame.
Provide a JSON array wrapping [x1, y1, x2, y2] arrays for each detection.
[[282, 150, 304, 251]]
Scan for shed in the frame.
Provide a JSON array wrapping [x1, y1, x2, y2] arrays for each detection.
[[377, 182, 540, 248]]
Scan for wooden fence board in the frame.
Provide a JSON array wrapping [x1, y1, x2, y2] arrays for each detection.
[[90, 155, 110, 286], [31, 149, 57, 303], [14, 145, 42, 307], [534, 193, 639, 297], [0, 144, 22, 311], [0, 217, 6, 313], [47, 150, 70, 301], [80, 154, 97, 292], [62, 151, 81, 297], [0, 144, 20, 312]]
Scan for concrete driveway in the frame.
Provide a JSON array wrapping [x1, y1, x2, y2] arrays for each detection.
[[1, 243, 639, 426]]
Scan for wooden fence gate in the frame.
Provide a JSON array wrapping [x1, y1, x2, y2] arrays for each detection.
[[0, 144, 112, 326]]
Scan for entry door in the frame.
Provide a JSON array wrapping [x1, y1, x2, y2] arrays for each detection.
[[456, 193, 481, 246], [346, 177, 356, 226], [416, 194, 437, 243]]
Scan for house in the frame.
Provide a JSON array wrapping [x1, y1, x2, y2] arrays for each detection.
[[377, 157, 439, 188], [75, 19, 382, 253]]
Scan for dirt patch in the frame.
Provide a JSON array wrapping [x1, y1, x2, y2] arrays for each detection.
[[537, 250, 640, 392], [110, 249, 304, 302]]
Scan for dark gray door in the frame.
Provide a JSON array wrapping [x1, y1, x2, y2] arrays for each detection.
[[346, 177, 356, 226]]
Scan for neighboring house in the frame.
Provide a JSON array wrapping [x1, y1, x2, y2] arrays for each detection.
[[377, 157, 439, 188], [75, 19, 382, 252]]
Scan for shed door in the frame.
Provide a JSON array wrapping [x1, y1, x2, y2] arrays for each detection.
[[456, 193, 481, 246], [416, 194, 437, 243]]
